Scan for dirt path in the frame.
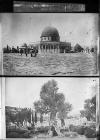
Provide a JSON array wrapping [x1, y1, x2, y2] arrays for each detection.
[[3, 53, 98, 76]]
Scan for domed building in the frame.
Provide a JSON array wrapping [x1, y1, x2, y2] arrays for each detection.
[[40, 26, 71, 53], [41, 26, 60, 42], [19, 26, 71, 54]]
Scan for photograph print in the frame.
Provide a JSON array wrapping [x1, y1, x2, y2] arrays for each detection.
[[13, 0, 86, 13], [2, 13, 99, 76], [13, 0, 99, 13], [97, 82, 100, 140], [0, 18, 2, 75], [0, 78, 1, 139], [0, 78, 6, 140], [5, 77, 99, 139]]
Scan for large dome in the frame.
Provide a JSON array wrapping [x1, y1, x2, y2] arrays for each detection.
[[41, 26, 60, 41]]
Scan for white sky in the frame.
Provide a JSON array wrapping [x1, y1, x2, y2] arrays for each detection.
[[1, 13, 99, 48], [5, 78, 99, 115]]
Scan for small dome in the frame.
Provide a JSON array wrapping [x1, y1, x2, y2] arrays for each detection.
[[41, 26, 60, 41]]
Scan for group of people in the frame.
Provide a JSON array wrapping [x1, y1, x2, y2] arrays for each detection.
[[20, 48, 38, 57]]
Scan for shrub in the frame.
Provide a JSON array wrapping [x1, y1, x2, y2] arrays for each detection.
[[6, 128, 31, 138], [64, 132, 71, 137], [37, 126, 49, 134], [84, 127, 96, 138], [69, 124, 77, 132], [6, 132, 20, 138], [69, 125, 85, 135], [76, 126, 85, 135], [21, 132, 32, 138], [69, 125, 80, 132], [97, 130, 100, 140], [15, 128, 28, 134], [60, 128, 69, 133]]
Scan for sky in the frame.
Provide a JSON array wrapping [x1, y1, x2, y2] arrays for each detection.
[[1, 13, 99, 48], [5, 78, 99, 115]]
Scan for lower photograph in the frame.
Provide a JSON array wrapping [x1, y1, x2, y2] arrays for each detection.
[[5, 77, 99, 140]]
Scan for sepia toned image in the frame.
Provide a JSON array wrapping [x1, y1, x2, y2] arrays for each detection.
[[2, 13, 99, 76], [5, 77, 98, 139]]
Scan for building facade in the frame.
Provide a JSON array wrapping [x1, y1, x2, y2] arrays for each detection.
[[39, 26, 71, 53]]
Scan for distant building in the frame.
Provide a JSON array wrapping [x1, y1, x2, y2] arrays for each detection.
[[39, 26, 71, 53], [19, 26, 71, 54], [74, 43, 84, 52], [19, 26, 96, 54]]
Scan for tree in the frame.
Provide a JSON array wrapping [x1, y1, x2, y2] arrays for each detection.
[[57, 102, 72, 127], [80, 95, 96, 121], [34, 100, 48, 115], [34, 80, 72, 126], [40, 114, 43, 125], [34, 112, 37, 124], [40, 80, 62, 122]]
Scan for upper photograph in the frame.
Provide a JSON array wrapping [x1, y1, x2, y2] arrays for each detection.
[[0, 0, 99, 12], [1, 13, 99, 76], [13, 0, 99, 13], [0, 18, 2, 75]]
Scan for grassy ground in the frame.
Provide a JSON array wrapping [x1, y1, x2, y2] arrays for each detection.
[[3, 53, 98, 76]]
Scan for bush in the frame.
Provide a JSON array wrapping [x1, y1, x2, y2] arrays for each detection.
[[84, 127, 96, 138], [67, 124, 96, 138], [60, 128, 69, 133], [6, 131, 32, 138], [76, 126, 85, 135], [6, 132, 20, 138], [21, 132, 32, 138], [69, 125, 78, 132], [69, 125, 85, 135], [37, 126, 49, 134], [6, 128, 31, 138], [97, 130, 100, 140]]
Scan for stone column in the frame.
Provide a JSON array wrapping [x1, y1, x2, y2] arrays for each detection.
[[49, 45, 50, 53], [57, 46, 58, 53], [56, 45, 58, 53], [47, 45, 48, 53], [42, 45, 43, 53], [58, 45, 60, 53], [53, 45, 55, 53], [44, 45, 45, 53], [41, 45, 42, 53], [51, 45, 52, 53]]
